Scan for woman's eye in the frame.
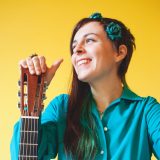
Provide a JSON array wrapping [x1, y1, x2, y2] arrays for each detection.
[[86, 38, 95, 43]]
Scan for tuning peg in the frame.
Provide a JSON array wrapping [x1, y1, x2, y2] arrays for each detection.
[[43, 87, 47, 92], [18, 91, 28, 97], [44, 82, 48, 90], [18, 80, 21, 86], [42, 94, 47, 100], [18, 102, 21, 108], [18, 91, 21, 97], [41, 103, 44, 109]]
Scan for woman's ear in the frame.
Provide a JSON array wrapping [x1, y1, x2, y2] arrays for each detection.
[[114, 45, 127, 62]]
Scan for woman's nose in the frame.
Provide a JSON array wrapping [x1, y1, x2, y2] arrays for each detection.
[[75, 43, 85, 55]]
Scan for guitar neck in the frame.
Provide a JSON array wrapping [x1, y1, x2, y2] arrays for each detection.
[[18, 116, 39, 160]]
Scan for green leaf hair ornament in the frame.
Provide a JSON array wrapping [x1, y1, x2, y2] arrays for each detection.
[[89, 12, 122, 41]]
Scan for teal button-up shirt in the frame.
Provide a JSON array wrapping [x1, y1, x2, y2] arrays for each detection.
[[10, 87, 160, 159]]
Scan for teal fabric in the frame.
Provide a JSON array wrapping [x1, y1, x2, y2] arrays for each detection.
[[10, 86, 160, 160]]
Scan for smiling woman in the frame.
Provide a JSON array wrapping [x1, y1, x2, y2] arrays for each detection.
[[10, 12, 160, 160]]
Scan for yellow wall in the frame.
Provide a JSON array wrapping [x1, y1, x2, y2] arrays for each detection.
[[0, 0, 159, 159]]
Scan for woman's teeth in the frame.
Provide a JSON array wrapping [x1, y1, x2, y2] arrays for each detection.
[[77, 59, 91, 66]]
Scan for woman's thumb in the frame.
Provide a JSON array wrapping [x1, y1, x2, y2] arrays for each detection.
[[46, 58, 63, 85]]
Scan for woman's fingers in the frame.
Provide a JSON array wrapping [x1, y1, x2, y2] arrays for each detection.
[[18, 56, 63, 85], [32, 56, 42, 75], [19, 56, 46, 75], [26, 57, 36, 74], [39, 56, 47, 73], [19, 59, 28, 68]]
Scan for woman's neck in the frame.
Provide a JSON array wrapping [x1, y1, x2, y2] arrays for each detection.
[[90, 77, 123, 113]]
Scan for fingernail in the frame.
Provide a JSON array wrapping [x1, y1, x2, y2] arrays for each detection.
[[30, 70, 35, 75]]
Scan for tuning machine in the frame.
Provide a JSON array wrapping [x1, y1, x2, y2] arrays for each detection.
[[41, 103, 44, 110], [18, 80, 21, 86], [43, 81, 48, 91], [42, 93, 47, 100], [18, 91, 27, 97], [18, 91, 21, 97], [18, 80, 27, 86], [18, 102, 21, 108]]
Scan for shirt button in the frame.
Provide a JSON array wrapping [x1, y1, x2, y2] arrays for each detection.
[[100, 150, 104, 154], [104, 127, 108, 131]]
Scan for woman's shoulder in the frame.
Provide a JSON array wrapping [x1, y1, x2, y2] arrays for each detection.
[[41, 94, 69, 123], [137, 94, 160, 106], [49, 93, 69, 108], [123, 86, 159, 104]]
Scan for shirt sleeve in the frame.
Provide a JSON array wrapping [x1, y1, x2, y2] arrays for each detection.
[[145, 97, 160, 159], [10, 94, 68, 160], [10, 121, 21, 160]]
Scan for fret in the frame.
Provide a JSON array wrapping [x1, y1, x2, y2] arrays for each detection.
[[21, 116, 39, 119], [20, 131, 38, 133], [19, 155, 38, 157], [18, 155, 38, 160], [20, 143, 38, 145]]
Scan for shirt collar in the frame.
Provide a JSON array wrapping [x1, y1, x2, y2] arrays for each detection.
[[90, 85, 143, 118], [120, 85, 143, 101]]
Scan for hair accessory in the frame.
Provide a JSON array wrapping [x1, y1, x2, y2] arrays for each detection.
[[89, 12, 122, 41], [89, 12, 102, 19], [106, 22, 122, 40]]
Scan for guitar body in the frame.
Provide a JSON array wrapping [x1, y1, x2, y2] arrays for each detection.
[[18, 67, 47, 160]]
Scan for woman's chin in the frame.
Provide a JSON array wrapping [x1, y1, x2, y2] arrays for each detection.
[[78, 75, 90, 83]]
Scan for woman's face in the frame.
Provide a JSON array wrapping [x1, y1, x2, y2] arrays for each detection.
[[71, 21, 120, 83]]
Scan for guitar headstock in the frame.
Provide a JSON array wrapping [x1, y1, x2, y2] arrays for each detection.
[[18, 67, 47, 117]]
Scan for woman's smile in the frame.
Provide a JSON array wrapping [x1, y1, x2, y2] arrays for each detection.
[[76, 58, 92, 66]]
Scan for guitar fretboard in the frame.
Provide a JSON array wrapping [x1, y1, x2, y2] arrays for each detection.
[[19, 117, 39, 160]]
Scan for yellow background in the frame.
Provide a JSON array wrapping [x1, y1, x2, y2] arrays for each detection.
[[0, 0, 159, 159]]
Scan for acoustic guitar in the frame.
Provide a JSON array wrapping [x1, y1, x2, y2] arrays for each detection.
[[18, 67, 47, 160]]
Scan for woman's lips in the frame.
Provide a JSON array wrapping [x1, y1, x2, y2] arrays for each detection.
[[77, 58, 92, 66]]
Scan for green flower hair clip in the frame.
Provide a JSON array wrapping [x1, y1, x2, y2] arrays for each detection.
[[106, 22, 122, 40], [89, 12, 102, 19], [89, 12, 122, 41]]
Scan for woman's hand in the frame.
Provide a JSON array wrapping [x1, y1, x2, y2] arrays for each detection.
[[19, 55, 63, 86]]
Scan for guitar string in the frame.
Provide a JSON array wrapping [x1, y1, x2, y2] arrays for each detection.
[[27, 85, 39, 159], [28, 116, 32, 159], [33, 83, 41, 158]]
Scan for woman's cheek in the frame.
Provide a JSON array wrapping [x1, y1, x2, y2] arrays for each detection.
[[71, 55, 76, 66]]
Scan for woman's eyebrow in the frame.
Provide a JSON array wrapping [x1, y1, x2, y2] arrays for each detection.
[[73, 33, 98, 44]]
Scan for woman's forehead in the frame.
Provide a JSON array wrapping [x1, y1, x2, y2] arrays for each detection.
[[73, 22, 105, 41]]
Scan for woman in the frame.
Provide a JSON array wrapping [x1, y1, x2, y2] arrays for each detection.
[[11, 13, 160, 160]]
